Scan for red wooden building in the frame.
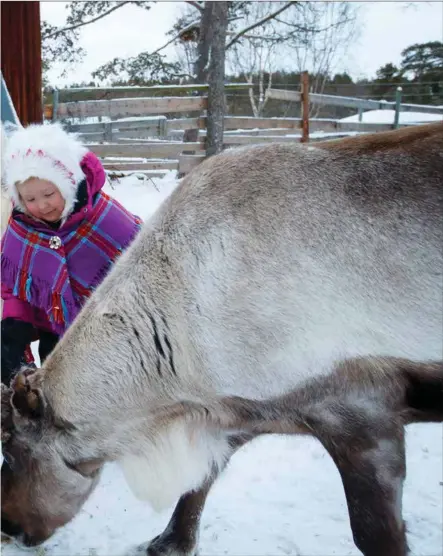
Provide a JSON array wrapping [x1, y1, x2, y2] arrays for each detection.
[[1, 1, 42, 125]]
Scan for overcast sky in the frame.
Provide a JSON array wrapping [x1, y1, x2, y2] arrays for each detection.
[[41, 1, 443, 86]]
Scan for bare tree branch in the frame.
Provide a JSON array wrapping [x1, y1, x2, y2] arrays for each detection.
[[226, 1, 297, 50], [154, 12, 281, 59], [43, 1, 132, 39], [226, 30, 285, 41], [185, 0, 204, 13], [149, 18, 201, 57], [84, 1, 298, 84]]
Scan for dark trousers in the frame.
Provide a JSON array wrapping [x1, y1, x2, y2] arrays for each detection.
[[38, 329, 59, 363]]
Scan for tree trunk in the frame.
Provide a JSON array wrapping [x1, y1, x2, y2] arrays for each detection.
[[194, 2, 214, 83], [206, 1, 228, 157]]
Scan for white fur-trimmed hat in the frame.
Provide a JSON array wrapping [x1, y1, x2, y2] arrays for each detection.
[[2, 122, 88, 220]]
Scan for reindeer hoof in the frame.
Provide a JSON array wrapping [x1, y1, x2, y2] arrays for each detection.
[[147, 533, 198, 556], [124, 536, 197, 556]]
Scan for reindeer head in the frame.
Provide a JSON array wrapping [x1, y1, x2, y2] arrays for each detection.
[[1, 368, 102, 547]]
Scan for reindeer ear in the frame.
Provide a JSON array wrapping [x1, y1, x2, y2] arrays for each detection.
[[1, 383, 14, 442], [11, 368, 45, 419]]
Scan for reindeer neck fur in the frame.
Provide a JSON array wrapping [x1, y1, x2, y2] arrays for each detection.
[[39, 222, 233, 511], [42, 222, 201, 419]]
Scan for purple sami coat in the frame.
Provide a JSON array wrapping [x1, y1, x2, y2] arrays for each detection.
[[1, 152, 142, 335]]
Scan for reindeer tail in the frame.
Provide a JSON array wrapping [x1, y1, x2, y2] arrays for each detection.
[[400, 360, 443, 424], [204, 357, 443, 437]]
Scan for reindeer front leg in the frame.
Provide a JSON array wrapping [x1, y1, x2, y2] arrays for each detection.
[[146, 481, 213, 556], [125, 482, 211, 556], [131, 434, 253, 556]]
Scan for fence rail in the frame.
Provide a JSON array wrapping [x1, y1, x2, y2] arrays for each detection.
[[266, 88, 443, 115], [52, 82, 250, 95], [86, 141, 204, 158], [223, 116, 407, 133], [103, 160, 179, 171], [70, 115, 417, 145], [45, 96, 208, 120]]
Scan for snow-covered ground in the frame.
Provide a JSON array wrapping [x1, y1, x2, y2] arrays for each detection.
[[103, 170, 179, 220], [3, 139, 443, 556], [4, 423, 442, 556], [341, 108, 442, 125]]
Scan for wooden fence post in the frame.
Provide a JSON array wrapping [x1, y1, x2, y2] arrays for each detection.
[[394, 86, 402, 129], [103, 122, 113, 142], [300, 71, 309, 143], [158, 116, 167, 139], [52, 88, 59, 122], [179, 116, 201, 178]]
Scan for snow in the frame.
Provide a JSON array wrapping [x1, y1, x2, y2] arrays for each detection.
[[4, 164, 443, 556], [103, 170, 179, 221], [341, 109, 443, 124], [113, 116, 166, 123]]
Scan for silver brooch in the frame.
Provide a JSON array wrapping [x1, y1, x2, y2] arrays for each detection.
[[49, 236, 62, 250]]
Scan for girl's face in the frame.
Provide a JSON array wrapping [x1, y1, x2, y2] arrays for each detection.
[[16, 178, 65, 222]]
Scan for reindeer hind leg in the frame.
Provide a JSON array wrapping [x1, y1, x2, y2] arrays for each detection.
[[316, 407, 408, 556]]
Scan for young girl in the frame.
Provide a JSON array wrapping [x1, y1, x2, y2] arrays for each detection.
[[1, 122, 142, 385]]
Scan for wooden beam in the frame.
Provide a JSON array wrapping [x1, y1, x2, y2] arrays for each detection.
[[87, 142, 204, 158], [224, 128, 297, 136], [223, 135, 302, 145], [265, 89, 302, 103], [56, 82, 251, 94], [222, 119, 397, 134], [52, 96, 208, 120], [266, 88, 443, 115], [224, 116, 302, 130], [112, 130, 165, 141], [337, 121, 394, 132], [107, 170, 173, 179], [166, 118, 202, 131], [68, 117, 166, 133], [103, 161, 178, 171]]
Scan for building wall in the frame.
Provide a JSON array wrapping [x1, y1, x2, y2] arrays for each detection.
[[1, 1, 42, 125]]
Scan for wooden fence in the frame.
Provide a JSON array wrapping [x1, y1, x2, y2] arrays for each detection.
[[266, 88, 443, 117], [43, 80, 442, 179], [45, 84, 232, 178], [47, 95, 207, 121]]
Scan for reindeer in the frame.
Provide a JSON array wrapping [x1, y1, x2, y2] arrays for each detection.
[[2, 122, 442, 556]]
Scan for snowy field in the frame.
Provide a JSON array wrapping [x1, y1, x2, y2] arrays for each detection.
[[340, 109, 442, 125], [3, 117, 443, 556]]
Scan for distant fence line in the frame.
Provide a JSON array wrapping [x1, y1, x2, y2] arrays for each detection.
[[266, 88, 443, 116], [43, 77, 441, 178], [68, 115, 413, 142]]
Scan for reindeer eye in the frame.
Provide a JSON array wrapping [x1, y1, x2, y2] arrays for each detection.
[[62, 457, 102, 478], [63, 458, 78, 473], [2, 452, 15, 469]]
